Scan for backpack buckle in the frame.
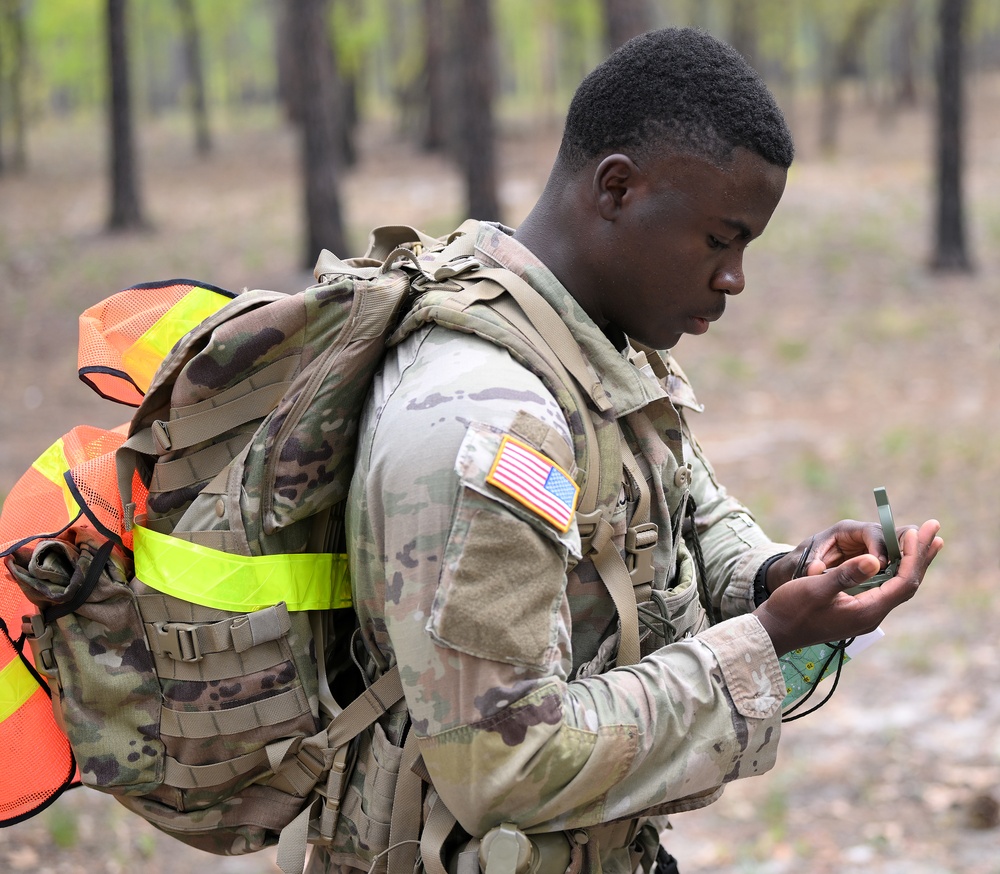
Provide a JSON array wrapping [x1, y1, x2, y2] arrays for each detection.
[[152, 621, 203, 662], [22, 613, 58, 676], [625, 522, 658, 585]]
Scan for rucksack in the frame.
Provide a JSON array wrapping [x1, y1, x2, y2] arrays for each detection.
[[0, 221, 663, 874]]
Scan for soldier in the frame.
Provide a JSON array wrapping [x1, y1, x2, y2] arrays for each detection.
[[315, 27, 943, 874]]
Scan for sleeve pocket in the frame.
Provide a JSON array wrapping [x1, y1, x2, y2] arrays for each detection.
[[429, 487, 567, 671]]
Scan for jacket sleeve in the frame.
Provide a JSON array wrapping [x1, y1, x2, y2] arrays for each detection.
[[683, 424, 793, 621], [349, 326, 784, 839]]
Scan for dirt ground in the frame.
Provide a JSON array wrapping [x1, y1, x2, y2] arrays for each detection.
[[0, 78, 998, 874]]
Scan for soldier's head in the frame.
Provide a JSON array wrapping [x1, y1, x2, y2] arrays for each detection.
[[558, 27, 794, 175], [518, 28, 792, 350]]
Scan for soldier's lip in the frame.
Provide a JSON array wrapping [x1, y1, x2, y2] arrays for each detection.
[[689, 315, 718, 334]]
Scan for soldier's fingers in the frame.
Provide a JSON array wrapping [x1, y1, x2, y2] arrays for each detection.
[[824, 554, 881, 596]]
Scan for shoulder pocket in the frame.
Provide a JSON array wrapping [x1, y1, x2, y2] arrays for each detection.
[[426, 418, 578, 670]]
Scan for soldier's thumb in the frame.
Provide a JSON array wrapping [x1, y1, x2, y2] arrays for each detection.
[[830, 554, 881, 594]]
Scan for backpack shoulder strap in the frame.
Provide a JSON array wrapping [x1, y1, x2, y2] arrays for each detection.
[[399, 264, 657, 667]]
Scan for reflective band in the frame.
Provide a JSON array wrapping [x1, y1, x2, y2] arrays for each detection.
[[31, 438, 80, 521], [121, 286, 231, 393], [0, 657, 40, 723], [132, 525, 351, 613]]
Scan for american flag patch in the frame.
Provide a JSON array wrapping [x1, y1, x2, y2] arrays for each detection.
[[486, 435, 579, 533]]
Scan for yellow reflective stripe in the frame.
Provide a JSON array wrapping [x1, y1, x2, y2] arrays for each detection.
[[31, 437, 80, 520], [121, 286, 231, 392], [0, 657, 41, 723], [132, 525, 351, 613]]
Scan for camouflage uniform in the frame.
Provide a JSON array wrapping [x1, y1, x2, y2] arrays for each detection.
[[325, 223, 791, 872]]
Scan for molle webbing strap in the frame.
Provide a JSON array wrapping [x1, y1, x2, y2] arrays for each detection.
[[620, 436, 657, 604], [147, 430, 255, 495], [147, 378, 292, 454], [117, 356, 299, 527], [147, 637, 287, 682], [164, 744, 271, 789], [419, 794, 458, 874], [275, 667, 405, 874], [160, 686, 310, 739], [144, 602, 291, 663], [386, 732, 425, 874], [587, 515, 641, 667], [132, 524, 351, 613]]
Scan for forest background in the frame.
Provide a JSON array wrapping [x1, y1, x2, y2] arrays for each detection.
[[0, 0, 998, 872]]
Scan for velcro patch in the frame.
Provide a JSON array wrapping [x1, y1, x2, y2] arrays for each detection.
[[486, 435, 579, 533]]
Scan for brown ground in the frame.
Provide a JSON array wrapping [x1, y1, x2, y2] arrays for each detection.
[[1, 79, 998, 873]]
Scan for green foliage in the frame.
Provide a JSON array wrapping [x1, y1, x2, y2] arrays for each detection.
[[45, 804, 79, 849], [330, 0, 387, 76], [11, 0, 1000, 130], [776, 338, 809, 363], [24, 0, 103, 113]]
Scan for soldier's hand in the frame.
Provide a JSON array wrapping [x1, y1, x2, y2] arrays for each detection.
[[764, 519, 918, 594], [754, 519, 943, 657]]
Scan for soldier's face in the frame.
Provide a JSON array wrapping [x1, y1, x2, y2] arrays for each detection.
[[592, 147, 787, 350]]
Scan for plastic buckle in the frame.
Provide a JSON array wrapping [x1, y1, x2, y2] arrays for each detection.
[[574, 509, 601, 555], [22, 613, 58, 676], [625, 522, 658, 585], [153, 622, 202, 662], [151, 420, 172, 452]]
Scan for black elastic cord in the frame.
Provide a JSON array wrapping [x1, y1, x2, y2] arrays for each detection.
[[781, 636, 855, 722], [43, 539, 116, 623]]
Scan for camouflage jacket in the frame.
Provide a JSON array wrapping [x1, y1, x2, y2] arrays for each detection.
[[341, 223, 790, 870]]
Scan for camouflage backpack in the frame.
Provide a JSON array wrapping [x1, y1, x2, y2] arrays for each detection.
[[1, 220, 657, 874]]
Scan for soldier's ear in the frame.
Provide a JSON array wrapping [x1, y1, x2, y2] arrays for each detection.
[[593, 154, 638, 221]]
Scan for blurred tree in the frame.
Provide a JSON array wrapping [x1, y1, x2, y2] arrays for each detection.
[[891, 0, 920, 108], [931, 0, 973, 272], [287, 0, 347, 264], [421, 0, 448, 151], [456, 0, 500, 221], [329, 0, 363, 166], [106, 0, 148, 231], [173, 0, 212, 155], [0, 0, 27, 173], [602, 0, 652, 52], [280, 0, 356, 167], [816, 0, 884, 154], [728, 0, 758, 70]]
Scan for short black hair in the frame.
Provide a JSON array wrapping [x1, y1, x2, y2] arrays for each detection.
[[559, 28, 794, 171]]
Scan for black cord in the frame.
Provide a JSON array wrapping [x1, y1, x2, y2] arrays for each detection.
[[781, 636, 856, 722]]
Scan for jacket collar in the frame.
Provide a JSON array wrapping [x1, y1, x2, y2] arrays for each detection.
[[473, 222, 674, 418]]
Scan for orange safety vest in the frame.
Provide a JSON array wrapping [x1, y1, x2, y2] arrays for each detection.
[[0, 280, 232, 825]]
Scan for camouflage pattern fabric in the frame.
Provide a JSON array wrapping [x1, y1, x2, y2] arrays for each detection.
[[309, 223, 792, 873]]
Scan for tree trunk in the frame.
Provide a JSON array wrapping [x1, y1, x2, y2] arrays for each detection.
[[288, 0, 347, 266], [106, 0, 147, 231], [892, 0, 919, 108], [456, 0, 500, 222], [931, 0, 973, 272], [173, 0, 212, 156], [817, 1, 882, 155], [602, 0, 652, 53], [421, 0, 447, 151]]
